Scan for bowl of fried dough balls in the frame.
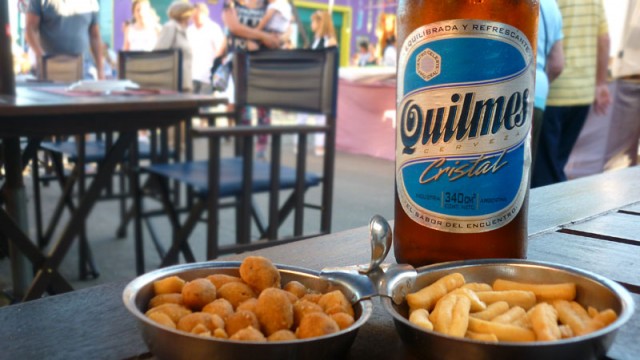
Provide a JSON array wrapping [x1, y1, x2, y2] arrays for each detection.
[[123, 256, 373, 360], [382, 259, 634, 360]]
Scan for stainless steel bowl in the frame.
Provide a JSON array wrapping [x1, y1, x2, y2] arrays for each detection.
[[381, 259, 635, 360], [123, 261, 374, 360]]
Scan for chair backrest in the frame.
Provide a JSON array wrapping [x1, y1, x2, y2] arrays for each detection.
[[40, 54, 83, 82], [231, 47, 340, 239], [233, 47, 339, 117], [118, 50, 183, 92]]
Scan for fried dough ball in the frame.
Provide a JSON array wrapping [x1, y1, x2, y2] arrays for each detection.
[[202, 298, 234, 320], [218, 282, 256, 309], [236, 298, 258, 313], [149, 293, 184, 308], [301, 293, 322, 303], [225, 310, 260, 337], [239, 256, 281, 292], [206, 274, 243, 289], [182, 278, 217, 310], [191, 323, 211, 337], [283, 291, 298, 304], [153, 276, 186, 295], [213, 328, 229, 339], [318, 290, 354, 317], [256, 288, 294, 336], [293, 299, 323, 326], [331, 312, 355, 330], [284, 281, 308, 299], [229, 326, 267, 342], [177, 312, 224, 333], [146, 303, 192, 323], [296, 312, 340, 339], [268, 329, 297, 342], [147, 311, 176, 329]]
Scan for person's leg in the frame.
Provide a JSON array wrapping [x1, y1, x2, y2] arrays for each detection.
[[531, 106, 563, 188], [556, 105, 590, 182], [530, 107, 544, 173], [255, 107, 270, 159], [605, 80, 640, 167]]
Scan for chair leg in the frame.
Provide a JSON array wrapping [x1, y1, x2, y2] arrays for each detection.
[[160, 199, 204, 267], [32, 151, 45, 248], [251, 200, 267, 236], [155, 176, 197, 264], [76, 135, 99, 280], [41, 153, 78, 248], [117, 164, 127, 239]]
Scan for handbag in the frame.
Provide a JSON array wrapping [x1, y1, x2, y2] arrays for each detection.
[[211, 53, 233, 92]]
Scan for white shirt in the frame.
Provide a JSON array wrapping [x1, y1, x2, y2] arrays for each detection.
[[265, 0, 292, 34], [382, 45, 397, 67], [127, 24, 158, 52], [187, 19, 225, 83]]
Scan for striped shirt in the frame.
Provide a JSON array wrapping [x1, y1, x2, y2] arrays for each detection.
[[546, 0, 609, 106]]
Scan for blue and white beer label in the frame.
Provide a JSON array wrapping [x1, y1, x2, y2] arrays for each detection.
[[396, 20, 533, 233]]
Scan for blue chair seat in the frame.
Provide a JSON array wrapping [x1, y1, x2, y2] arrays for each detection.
[[144, 158, 321, 198], [40, 140, 154, 163]]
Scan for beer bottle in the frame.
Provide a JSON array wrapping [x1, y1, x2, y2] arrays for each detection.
[[394, 0, 539, 266]]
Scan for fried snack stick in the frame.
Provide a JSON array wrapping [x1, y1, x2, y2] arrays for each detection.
[[468, 317, 536, 342], [476, 290, 537, 310], [466, 330, 498, 342], [409, 308, 434, 331], [553, 300, 597, 336], [559, 324, 574, 338], [406, 273, 465, 312], [529, 303, 561, 341], [429, 294, 471, 337], [493, 279, 576, 302], [470, 301, 510, 320], [491, 306, 527, 326], [592, 309, 618, 329], [449, 288, 487, 312], [461, 283, 493, 292]]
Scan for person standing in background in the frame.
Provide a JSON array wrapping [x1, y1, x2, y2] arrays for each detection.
[[530, 0, 564, 171], [253, 0, 292, 49], [25, 0, 104, 80], [382, 34, 397, 67], [155, 1, 195, 92], [531, 0, 610, 188], [222, 0, 280, 159], [603, 0, 640, 169], [294, 10, 337, 156], [188, 3, 226, 94], [123, 0, 161, 52]]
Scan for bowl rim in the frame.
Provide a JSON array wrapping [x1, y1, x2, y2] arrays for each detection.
[[122, 260, 374, 345], [382, 258, 635, 347]]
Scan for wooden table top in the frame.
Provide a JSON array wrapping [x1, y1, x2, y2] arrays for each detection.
[[0, 86, 223, 136], [1, 166, 639, 359]]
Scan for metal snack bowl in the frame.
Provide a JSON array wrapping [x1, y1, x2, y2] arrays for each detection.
[[381, 259, 635, 360], [123, 261, 374, 360]]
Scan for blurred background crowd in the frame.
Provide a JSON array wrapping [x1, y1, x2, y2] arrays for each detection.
[[5, 0, 640, 185]]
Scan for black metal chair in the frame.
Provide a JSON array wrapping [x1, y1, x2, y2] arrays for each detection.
[[136, 47, 339, 272], [32, 50, 184, 278]]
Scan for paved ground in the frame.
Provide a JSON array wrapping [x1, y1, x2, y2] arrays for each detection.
[[0, 131, 395, 299]]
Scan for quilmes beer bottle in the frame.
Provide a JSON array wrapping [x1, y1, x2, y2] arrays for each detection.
[[394, 0, 539, 266]]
